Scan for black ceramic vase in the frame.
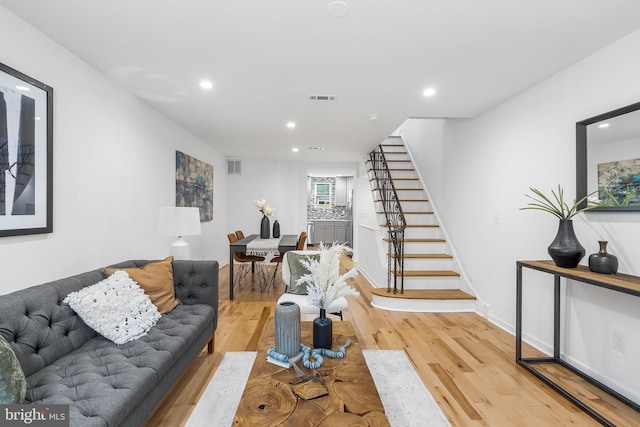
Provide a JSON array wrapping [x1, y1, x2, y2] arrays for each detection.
[[589, 241, 618, 275], [272, 220, 280, 238], [548, 219, 585, 268], [313, 309, 332, 349], [260, 215, 270, 239]]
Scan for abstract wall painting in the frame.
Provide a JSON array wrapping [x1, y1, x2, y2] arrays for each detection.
[[175, 151, 213, 221], [598, 158, 640, 206], [0, 63, 53, 237]]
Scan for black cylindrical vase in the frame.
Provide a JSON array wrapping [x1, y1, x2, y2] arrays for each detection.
[[548, 219, 585, 268], [273, 220, 280, 238], [260, 215, 270, 239], [275, 302, 301, 357], [313, 309, 332, 349], [589, 241, 618, 275]]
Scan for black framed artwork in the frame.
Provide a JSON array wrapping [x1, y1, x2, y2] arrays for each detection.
[[0, 63, 53, 237]]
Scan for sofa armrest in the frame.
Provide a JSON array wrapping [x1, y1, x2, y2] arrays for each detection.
[[172, 260, 219, 310]]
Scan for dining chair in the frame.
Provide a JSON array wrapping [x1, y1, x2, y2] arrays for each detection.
[[267, 231, 307, 290], [227, 233, 266, 289], [276, 247, 348, 320], [235, 230, 245, 240]]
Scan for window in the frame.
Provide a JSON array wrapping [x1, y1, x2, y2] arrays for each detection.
[[315, 183, 331, 208]]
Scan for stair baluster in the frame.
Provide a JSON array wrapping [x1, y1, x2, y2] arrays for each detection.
[[369, 145, 406, 293]]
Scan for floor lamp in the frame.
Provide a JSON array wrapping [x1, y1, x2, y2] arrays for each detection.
[[158, 207, 201, 260]]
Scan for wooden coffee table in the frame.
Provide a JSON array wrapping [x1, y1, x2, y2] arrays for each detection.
[[233, 321, 389, 426]]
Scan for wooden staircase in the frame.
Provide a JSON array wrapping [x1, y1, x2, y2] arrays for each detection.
[[367, 136, 476, 312]]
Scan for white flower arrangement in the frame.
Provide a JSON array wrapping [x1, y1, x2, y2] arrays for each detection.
[[254, 199, 274, 216], [296, 243, 360, 309]]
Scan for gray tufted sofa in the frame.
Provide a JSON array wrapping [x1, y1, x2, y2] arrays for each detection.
[[0, 259, 218, 427]]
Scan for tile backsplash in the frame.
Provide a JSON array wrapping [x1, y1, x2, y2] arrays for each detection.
[[308, 206, 349, 220]]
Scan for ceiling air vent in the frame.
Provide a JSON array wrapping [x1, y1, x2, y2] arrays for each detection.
[[227, 160, 241, 175], [309, 94, 338, 102]]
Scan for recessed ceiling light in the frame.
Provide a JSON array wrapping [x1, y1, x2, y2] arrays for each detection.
[[199, 80, 213, 90], [423, 87, 436, 97], [598, 123, 610, 128], [368, 114, 379, 121], [327, 1, 349, 18], [15, 86, 30, 91], [286, 122, 296, 129], [292, 147, 299, 152]]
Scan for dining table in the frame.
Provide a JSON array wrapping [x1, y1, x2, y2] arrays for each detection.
[[228, 234, 298, 300]]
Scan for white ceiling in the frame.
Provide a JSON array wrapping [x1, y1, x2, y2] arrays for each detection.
[[3, 0, 640, 162]]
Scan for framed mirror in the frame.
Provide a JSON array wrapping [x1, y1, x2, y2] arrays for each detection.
[[576, 101, 640, 211]]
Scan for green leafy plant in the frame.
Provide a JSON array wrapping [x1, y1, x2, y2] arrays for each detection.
[[520, 185, 603, 220], [602, 187, 631, 207]]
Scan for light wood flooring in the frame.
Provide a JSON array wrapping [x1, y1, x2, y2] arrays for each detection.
[[145, 256, 640, 426]]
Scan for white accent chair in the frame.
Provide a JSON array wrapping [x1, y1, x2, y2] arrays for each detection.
[[276, 250, 349, 319]]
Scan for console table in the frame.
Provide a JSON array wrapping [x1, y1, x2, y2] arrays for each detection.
[[516, 260, 640, 426]]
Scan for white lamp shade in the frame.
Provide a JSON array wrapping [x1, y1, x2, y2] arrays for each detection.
[[158, 207, 202, 237]]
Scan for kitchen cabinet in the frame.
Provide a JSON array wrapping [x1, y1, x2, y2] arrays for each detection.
[[335, 177, 347, 206], [313, 221, 335, 244], [311, 220, 351, 245], [334, 177, 353, 207]]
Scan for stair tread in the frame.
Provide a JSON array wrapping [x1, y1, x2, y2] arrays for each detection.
[[389, 253, 453, 259], [370, 177, 418, 182], [380, 224, 439, 228], [393, 270, 460, 277], [368, 168, 415, 172], [375, 199, 428, 202], [378, 211, 433, 214], [375, 187, 423, 191], [366, 159, 410, 163], [384, 238, 445, 242], [371, 288, 475, 300]]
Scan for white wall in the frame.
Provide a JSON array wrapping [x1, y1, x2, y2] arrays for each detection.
[[434, 29, 640, 402], [399, 119, 445, 204], [353, 159, 387, 287], [0, 8, 227, 293]]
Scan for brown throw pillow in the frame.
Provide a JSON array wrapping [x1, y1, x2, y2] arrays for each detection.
[[105, 256, 179, 314], [287, 253, 321, 295]]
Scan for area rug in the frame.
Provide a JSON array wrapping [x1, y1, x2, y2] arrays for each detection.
[[186, 350, 451, 427], [362, 350, 452, 427], [185, 351, 257, 427]]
